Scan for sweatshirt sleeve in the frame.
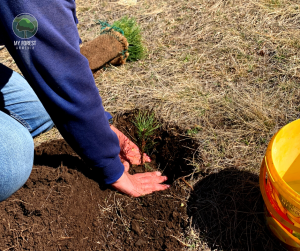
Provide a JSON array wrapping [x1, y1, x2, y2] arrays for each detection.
[[0, 0, 124, 184]]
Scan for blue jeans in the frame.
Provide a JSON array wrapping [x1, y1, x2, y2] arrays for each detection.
[[0, 63, 54, 202]]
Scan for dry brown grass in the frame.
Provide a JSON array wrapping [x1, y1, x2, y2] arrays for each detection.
[[0, 0, 299, 249], [74, 0, 300, 175], [0, 47, 19, 73]]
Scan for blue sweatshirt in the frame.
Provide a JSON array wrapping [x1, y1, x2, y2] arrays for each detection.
[[0, 0, 124, 184]]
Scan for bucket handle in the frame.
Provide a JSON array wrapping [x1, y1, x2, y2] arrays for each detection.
[[260, 160, 300, 233]]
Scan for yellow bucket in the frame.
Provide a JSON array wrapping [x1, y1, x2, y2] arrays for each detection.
[[260, 119, 300, 250]]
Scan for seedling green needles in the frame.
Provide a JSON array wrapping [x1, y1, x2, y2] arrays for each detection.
[[132, 111, 161, 169]]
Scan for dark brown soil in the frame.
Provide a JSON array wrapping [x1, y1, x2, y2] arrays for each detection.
[[0, 112, 199, 251], [113, 111, 201, 183]]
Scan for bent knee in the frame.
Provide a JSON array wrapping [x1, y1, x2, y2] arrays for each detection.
[[0, 115, 34, 201]]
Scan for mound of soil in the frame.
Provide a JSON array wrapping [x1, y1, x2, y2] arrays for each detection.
[[0, 113, 199, 251]]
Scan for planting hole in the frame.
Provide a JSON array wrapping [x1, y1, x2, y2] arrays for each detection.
[[0, 110, 201, 250]]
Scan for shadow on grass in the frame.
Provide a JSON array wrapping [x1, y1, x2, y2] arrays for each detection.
[[187, 168, 286, 251]]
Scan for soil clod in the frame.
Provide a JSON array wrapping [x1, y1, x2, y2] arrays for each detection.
[[135, 239, 146, 246], [131, 220, 142, 236]]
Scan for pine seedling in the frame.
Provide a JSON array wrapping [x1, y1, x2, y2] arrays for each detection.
[[132, 111, 161, 169], [113, 16, 146, 61]]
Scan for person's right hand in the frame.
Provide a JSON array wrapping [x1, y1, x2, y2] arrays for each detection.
[[110, 125, 151, 172], [111, 170, 169, 197]]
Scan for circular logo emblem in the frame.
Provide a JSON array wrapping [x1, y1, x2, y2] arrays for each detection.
[[12, 13, 38, 39]]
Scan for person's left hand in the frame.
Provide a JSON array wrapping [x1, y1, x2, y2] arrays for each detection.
[[110, 125, 151, 171]]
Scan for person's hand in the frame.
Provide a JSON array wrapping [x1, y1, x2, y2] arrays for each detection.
[[111, 171, 169, 197], [110, 125, 151, 171]]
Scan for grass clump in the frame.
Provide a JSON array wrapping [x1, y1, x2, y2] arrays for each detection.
[[132, 111, 161, 167], [113, 17, 146, 62]]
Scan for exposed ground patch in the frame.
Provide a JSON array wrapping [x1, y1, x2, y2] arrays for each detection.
[[0, 111, 200, 251]]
